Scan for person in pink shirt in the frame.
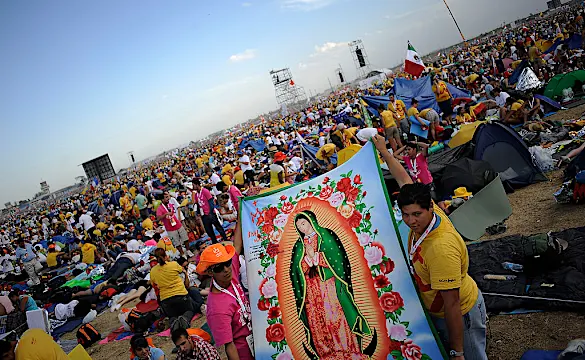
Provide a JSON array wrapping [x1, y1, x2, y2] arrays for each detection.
[[395, 141, 434, 186], [156, 190, 189, 256], [196, 223, 253, 360], [215, 181, 243, 212], [192, 179, 228, 244]]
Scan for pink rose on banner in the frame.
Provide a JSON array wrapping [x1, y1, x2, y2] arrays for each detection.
[[328, 192, 345, 207], [276, 352, 294, 360], [358, 233, 372, 246], [364, 246, 383, 266], [280, 201, 294, 214], [319, 185, 334, 199], [388, 324, 408, 341], [273, 214, 288, 228], [337, 203, 355, 219], [266, 263, 276, 278], [261, 278, 278, 298], [401, 339, 423, 360]]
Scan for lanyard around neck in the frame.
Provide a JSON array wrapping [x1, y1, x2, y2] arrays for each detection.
[[408, 213, 437, 274]]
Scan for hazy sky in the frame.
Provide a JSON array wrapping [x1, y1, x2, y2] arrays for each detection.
[[0, 0, 548, 207]]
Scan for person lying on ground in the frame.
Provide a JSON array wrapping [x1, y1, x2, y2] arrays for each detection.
[[8, 291, 38, 313]]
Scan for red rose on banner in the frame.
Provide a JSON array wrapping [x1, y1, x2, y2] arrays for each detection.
[[379, 291, 404, 313], [280, 195, 287, 201], [354, 174, 362, 184], [322, 176, 330, 184], [267, 306, 281, 319], [281, 202, 294, 214], [374, 274, 390, 288], [363, 191, 367, 197], [365, 213, 371, 221], [264, 207, 279, 223], [266, 323, 285, 342], [380, 258, 396, 274], [262, 223, 274, 235], [258, 298, 270, 311], [266, 242, 279, 258], [256, 215, 264, 226], [319, 185, 333, 200], [345, 186, 360, 203], [348, 210, 362, 228], [401, 339, 423, 360], [389, 340, 402, 353], [337, 177, 352, 193]]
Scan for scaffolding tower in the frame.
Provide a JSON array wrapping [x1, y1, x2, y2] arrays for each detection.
[[349, 40, 371, 79], [269, 68, 307, 108]]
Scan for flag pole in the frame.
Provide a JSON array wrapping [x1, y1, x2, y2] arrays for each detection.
[[441, 0, 465, 41]]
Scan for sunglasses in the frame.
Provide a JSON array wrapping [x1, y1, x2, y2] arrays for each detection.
[[210, 259, 232, 273]]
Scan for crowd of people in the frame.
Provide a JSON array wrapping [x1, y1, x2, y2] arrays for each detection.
[[0, 3, 584, 359]]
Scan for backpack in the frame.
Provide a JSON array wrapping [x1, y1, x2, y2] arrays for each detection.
[[126, 309, 157, 334], [76, 323, 101, 348]]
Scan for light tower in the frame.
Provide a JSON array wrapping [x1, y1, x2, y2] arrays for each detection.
[[269, 68, 307, 109], [127, 151, 135, 164], [349, 40, 371, 79], [335, 64, 346, 84]]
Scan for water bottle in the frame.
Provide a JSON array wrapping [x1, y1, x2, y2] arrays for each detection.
[[501, 262, 523, 272]]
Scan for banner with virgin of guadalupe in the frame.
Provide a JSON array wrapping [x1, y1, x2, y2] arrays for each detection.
[[240, 142, 445, 360]]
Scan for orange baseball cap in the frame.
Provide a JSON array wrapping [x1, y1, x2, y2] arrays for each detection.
[[196, 243, 236, 275]]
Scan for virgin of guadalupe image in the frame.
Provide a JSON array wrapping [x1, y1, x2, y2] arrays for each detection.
[[289, 210, 378, 360]]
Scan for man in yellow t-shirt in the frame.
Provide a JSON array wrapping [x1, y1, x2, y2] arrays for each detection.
[[407, 99, 427, 129], [378, 104, 402, 151], [433, 77, 453, 123], [119, 191, 133, 214], [316, 143, 338, 169], [395, 181, 485, 360]]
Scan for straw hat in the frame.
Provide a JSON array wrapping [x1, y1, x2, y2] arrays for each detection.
[[452, 187, 473, 199], [196, 243, 236, 275]]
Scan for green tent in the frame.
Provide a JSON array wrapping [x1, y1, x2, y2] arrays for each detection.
[[544, 70, 585, 100]]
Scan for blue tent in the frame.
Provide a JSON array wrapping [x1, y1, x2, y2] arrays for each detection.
[[394, 76, 440, 112], [545, 34, 583, 54], [446, 83, 470, 99], [240, 139, 265, 152]]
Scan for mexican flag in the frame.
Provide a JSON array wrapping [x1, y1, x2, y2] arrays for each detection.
[[404, 41, 425, 77]]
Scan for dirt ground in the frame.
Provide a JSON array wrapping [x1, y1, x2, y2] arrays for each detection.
[[63, 107, 585, 359]]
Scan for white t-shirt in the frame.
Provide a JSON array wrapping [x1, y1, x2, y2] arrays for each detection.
[[290, 156, 303, 171], [55, 300, 79, 320], [126, 239, 141, 252], [117, 252, 142, 264], [495, 92, 510, 107], [78, 214, 95, 231], [239, 155, 253, 172]]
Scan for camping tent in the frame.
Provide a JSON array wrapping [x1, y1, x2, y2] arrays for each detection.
[[393, 76, 440, 113], [472, 122, 547, 188], [544, 70, 585, 100], [300, 143, 337, 168], [440, 158, 496, 197], [448, 121, 485, 148]]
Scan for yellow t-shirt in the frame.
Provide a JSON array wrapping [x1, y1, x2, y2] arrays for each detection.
[[407, 107, 419, 118], [46, 252, 58, 267], [408, 205, 479, 318], [201, 154, 209, 163], [380, 110, 396, 128], [81, 243, 97, 264], [234, 170, 245, 186], [16, 328, 68, 360], [157, 237, 177, 252], [195, 158, 204, 169], [419, 109, 432, 118], [142, 218, 154, 231], [388, 100, 406, 120], [149, 261, 188, 300], [120, 196, 132, 212], [96, 222, 108, 231], [222, 175, 233, 186], [129, 186, 137, 198], [316, 143, 336, 160], [432, 81, 451, 102]]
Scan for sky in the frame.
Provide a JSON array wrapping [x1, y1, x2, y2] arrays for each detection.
[[0, 0, 549, 207]]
